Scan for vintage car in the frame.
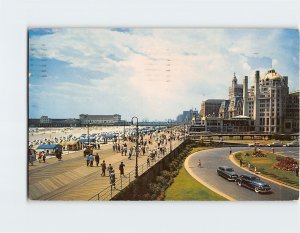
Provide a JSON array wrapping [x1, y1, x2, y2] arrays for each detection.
[[236, 174, 271, 193], [248, 142, 261, 147], [217, 166, 238, 181], [285, 140, 299, 147], [267, 142, 283, 147]]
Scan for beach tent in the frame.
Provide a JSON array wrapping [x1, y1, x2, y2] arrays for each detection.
[[36, 144, 63, 155], [59, 140, 80, 151]]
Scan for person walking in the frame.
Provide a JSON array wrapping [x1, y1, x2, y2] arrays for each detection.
[[86, 154, 90, 167], [119, 162, 125, 177], [42, 151, 46, 163], [147, 157, 150, 168], [95, 153, 100, 167], [38, 151, 42, 163], [229, 147, 232, 155], [272, 147, 274, 154], [198, 159, 202, 167], [128, 147, 133, 160], [89, 154, 94, 167], [101, 160, 106, 176], [107, 163, 113, 175], [109, 170, 116, 189]]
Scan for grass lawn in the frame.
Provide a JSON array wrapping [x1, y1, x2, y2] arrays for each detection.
[[165, 166, 227, 201], [234, 151, 299, 189]]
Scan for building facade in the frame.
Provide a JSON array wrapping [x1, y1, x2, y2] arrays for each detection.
[[79, 114, 121, 125], [200, 99, 225, 118], [198, 69, 299, 133]]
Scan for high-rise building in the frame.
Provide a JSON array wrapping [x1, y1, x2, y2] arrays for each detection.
[[196, 69, 299, 133], [215, 68, 299, 133], [200, 99, 224, 117]]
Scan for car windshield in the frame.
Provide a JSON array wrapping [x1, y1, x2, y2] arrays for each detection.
[[250, 176, 260, 181], [226, 168, 234, 172]]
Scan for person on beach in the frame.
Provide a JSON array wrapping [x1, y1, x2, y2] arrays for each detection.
[[119, 162, 125, 177], [95, 153, 100, 167], [101, 160, 106, 176]]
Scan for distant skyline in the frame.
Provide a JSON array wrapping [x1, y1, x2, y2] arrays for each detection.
[[28, 28, 299, 121]]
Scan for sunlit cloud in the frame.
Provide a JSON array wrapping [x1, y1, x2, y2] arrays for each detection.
[[29, 28, 299, 120]]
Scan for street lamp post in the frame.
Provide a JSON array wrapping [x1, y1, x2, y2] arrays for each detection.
[[87, 120, 91, 145], [132, 117, 139, 178], [123, 120, 126, 140], [168, 120, 172, 152]]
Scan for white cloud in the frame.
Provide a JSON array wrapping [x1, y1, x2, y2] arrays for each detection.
[[29, 28, 299, 120]]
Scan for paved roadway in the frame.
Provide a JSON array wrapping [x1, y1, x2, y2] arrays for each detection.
[[186, 147, 299, 201]]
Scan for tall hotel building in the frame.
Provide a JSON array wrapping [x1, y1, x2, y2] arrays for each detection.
[[200, 68, 299, 133]]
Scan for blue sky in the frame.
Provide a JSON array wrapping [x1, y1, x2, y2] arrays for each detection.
[[28, 28, 299, 120]]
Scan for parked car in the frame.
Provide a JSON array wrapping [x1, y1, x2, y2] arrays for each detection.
[[248, 142, 261, 147], [236, 174, 271, 193], [285, 140, 299, 147], [217, 166, 238, 181], [267, 142, 283, 147]]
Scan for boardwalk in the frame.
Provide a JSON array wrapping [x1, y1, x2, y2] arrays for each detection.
[[28, 134, 182, 200]]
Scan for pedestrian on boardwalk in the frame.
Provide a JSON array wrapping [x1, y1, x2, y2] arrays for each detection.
[[107, 163, 113, 175], [119, 162, 125, 177], [86, 154, 90, 166], [89, 154, 94, 167], [147, 157, 150, 167], [110, 170, 116, 189], [295, 165, 299, 177], [117, 144, 120, 152], [124, 146, 127, 157], [42, 151, 46, 163], [128, 147, 133, 160], [101, 160, 106, 176], [38, 151, 42, 163], [229, 147, 232, 155], [95, 153, 100, 167]]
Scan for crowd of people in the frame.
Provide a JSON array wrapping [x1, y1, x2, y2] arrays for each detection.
[[29, 127, 184, 190], [83, 128, 183, 188]]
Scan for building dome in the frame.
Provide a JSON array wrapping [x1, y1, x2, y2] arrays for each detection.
[[261, 68, 283, 81]]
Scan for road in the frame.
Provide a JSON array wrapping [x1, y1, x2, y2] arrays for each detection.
[[186, 147, 299, 201]]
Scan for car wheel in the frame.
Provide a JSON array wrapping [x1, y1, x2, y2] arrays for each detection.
[[237, 181, 242, 186], [254, 187, 260, 193]]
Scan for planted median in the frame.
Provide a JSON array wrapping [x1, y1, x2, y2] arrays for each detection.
[[233, 150, 299, 189]]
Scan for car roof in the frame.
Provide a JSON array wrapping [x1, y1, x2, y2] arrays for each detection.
[[241, 174, 257, 178], [219, 166, 233, 169]]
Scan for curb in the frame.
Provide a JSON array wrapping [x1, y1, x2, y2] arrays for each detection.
[[229, 153, 299, 192], [184, 150, 235, 201]]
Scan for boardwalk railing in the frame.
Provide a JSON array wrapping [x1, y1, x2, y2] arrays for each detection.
[[88, 141, 183, 201]]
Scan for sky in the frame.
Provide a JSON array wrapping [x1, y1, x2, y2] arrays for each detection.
[[28, 28, 299, 121]]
